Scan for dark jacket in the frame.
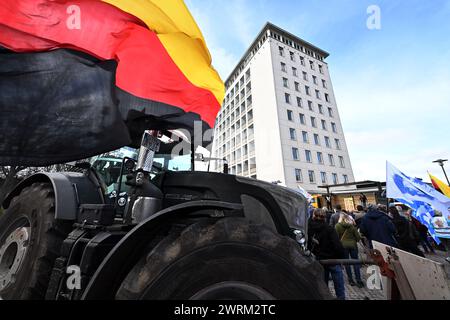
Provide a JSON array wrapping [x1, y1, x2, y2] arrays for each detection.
[[359, 209, 398, 248], [308, 219, 346, 260], [393, 215, 420, 246], [329, 211, 342, 228]]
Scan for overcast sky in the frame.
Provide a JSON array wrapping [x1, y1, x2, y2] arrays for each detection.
[[186, 0, 450, 183]]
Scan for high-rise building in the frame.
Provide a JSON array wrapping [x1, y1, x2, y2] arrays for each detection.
[[212, 22, 354, 194]]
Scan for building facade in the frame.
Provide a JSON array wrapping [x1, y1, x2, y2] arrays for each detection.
[[212, 23, 355, 194]]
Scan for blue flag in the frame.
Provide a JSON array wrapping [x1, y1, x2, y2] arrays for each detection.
[[386, 161, 450, 244]]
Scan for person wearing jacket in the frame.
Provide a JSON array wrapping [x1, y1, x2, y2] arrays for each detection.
[[353, 205, 366, 228], [359, 205, 398, 248], [308, 208, 346, 300], [389, 207, 425, 257], [412, 216, 435, 254], [335, 213, 364, 288], [329, 204, 343, 228]]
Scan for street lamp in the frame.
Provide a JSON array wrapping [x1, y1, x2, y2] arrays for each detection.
[[433, 159, 450, 186]]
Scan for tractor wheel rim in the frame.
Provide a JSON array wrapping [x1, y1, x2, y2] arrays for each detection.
[[0, 226, 30, 292], [190, 281, 276, 300]]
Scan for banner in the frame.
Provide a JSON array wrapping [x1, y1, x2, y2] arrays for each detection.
[[386, 161, 450, 243]]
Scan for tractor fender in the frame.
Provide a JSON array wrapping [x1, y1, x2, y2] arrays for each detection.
[[2, 172, 104, 221], [82, 200, 243, 300]]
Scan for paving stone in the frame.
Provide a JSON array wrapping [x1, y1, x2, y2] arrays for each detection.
[[327, 249, 450, 300]]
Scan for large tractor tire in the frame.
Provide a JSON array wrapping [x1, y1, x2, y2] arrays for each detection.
[[0, 183, 71, 299], [116, 218, 331, 300]]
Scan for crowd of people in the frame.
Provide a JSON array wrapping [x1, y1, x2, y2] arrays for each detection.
[[307, 203, 437, 300]]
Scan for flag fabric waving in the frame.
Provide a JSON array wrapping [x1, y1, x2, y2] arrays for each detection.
[[386, 162, 450, 243], [429, 173, 450, 198], [0, 0, 224, 166]]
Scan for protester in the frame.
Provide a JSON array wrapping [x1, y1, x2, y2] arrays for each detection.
[[353, 205, 366, 228], [329, 204, 343, 228], [335, 213, 364, 288], [308, 208, 346, 300], [359, 204, 398, 248], [412, 216, 435, 254], [323, 207, 333, 225], [388, 207, 424, 257]]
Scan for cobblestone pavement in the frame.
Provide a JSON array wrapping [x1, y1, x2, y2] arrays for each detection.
[[328, 265, 385, 300], [327, 249, 450, 300]]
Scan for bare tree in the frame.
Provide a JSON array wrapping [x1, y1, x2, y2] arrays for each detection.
[[0, 166, 25, 205]]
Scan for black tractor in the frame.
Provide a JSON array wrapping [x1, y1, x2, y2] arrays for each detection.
[[0, 130, 330, 300]]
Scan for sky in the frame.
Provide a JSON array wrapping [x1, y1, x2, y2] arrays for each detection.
[[185, 0, 450, 183]]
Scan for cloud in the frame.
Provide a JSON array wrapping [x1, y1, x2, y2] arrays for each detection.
[[185, 0, 238, 79]]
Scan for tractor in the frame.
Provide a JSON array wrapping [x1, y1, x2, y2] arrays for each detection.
[[0, 129, 330, 300]]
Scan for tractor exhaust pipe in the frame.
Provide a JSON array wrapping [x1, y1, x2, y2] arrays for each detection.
[[136, 130, 160, 173]]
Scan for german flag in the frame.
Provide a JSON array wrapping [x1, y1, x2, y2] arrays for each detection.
[[429, 173, 450, 198], [0, 0, 224, 166]]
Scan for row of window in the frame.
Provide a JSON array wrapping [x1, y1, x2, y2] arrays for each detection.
[[294, 169, 349, 185], [279, 47, 324, 73], [282, 78, 331, 103], [284, 93, 334, 117], [291, 148, 345, 168], [282, 75, 327, 92], [289, 128, 341, 149], [287, 110, 338, 133]]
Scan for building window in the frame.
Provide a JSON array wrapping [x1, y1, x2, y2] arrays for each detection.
[[285, 93, 291, 104], [289, 128, 297, 140], [295, 169, 303, 182], [308, 170, 316, 183], [309, 60, 315, 70], [331, 122, 337, 133], [287, 109, 293, 121], [303, 71, 308, 81], [295, 82, 300, 92], [318, 104, 324, 114], [328, 107, 333, 117], [315, 90, 321, 99], [318, 64, 323, 74], [292, 67, 298, 77], [317, 152, 324, 164], [314, 134, 320, 145], [302, 131, 309, 143], [310, 116, 317, 128], [292, 147, 300, 160], [305, 150, 312, 163], [320, 172, 327, 184], [335, 139, 341, 150], [283, 77, 289, 88], [321, 119, 327, 130], [313, 76, 318, 85], [339, 156, 345, 168], [332, 173, 338, 185], [328, 154, 335, 166], [322, 79, 327, 88], [325, 136, 331, 148], [305, 86, 310, 96], [281, 62, 287, 72], [308, 100, 313, 111], [279, 46, 284, 57], [343, 174, 349, 184], [296, 97, 302, 108], [299, 113, 306, 125], [325, 93, 330, 102], [300, 56, 305, 66]]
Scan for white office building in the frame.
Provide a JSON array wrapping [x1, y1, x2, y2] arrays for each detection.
[[212, 23, 355, 194]]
